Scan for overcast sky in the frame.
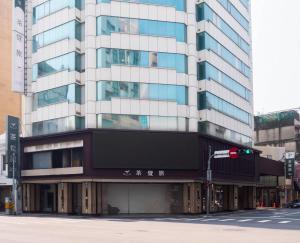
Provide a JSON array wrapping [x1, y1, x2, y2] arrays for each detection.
[[251, 0, 300, 114]]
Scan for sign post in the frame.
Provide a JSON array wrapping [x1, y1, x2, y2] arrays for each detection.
[[6, 116, 20, 214]]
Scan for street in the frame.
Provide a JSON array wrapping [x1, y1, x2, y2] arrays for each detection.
[[0, 208, 299, 243]]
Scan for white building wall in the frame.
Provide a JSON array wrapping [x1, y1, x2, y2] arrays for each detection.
[[23, 0, 253, 145]]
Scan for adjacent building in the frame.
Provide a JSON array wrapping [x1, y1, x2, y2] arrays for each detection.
[[254, 110, 300, 203], [0, 1, 21, 133], [20, 0, 259, 214]]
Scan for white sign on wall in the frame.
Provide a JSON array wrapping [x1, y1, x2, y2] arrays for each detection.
[[12, 0, 25, 93]]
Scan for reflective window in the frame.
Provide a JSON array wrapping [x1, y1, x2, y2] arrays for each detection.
[[99, 114, 187, 131], [32, 116, 85, 136], [97, 48, 188, 73], [196, 3, 250, 54], [33, 0, 83, 24], [198, 91, 252, 125], [97, 16, 186, 42], [33, 84, 82, 110], [217, 0, 249, 31], [198, 121, 252, 146], [197, 62, 251, 101], [97, 81, 187, 105], [96, 0, 186, 11], [32, 52, 82, 80], [33, 21, 82, 53], [197, 32, 251, 78], [239, 0, 249, 10]]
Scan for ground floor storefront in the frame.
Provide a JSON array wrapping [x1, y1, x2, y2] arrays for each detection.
[[0, 186, 12, 212], [22, 182, 256, 215]]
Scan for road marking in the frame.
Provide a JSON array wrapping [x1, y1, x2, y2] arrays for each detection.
[[201, 219, 217, 222], [238, 219, 253, 222], [219, 219, 235, 222], [278, 221, 291, 224], [257, 220, 271, 223]]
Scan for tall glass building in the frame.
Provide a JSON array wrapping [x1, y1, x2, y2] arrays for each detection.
[[24, 0, 253, 146]]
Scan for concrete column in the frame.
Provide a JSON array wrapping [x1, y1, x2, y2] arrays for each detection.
[[183, 183, 201, 214], [228, 185, 239, 211], [58, 183, 72, 214], [82, 182, 97, 214], [96, 183, 102, 215], [22, 184, 38, 212]]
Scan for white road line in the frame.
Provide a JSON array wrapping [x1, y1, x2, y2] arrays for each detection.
[[257, 220, 271, 223], [219, 219, 235, 222], [201, 219, 217, 222], [238, 219, 253, 222], [278, 221, 291, 224]]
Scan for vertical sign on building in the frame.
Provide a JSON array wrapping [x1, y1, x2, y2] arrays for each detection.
[[12, 0, 25, 93], [6, 116, 20, 179], [285, 152, 295, 178]]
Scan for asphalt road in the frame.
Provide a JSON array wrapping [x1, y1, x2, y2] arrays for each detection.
[[0, 208, 299, 243]]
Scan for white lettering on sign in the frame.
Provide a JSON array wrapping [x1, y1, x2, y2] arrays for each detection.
[[213, 150, 230, 159]]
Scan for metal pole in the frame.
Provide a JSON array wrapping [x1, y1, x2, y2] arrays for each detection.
[[284, 160, 287, 206], [206, 146, 212, 216]]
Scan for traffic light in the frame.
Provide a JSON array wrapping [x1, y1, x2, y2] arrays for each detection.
[[238, 148, 253, 156]]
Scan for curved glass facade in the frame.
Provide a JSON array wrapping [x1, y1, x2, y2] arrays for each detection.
[[33, 0, 83, 24], [217, 0, 249, 31], [197, 62, 251, 101], [97, 81, 188, 105], [197, 32, 251, 78], [33, 21, 82, 53], [32, 116, 85, 136], [99, 114, 187, 131], [97, 16, 186, 42], [97, 48, 188, 73], [198, 91, 252, 125], [196, 3, 250, 54], [32, 52, 82, 81], [33, 84, 82, 110], [97, 0, 186, 11]]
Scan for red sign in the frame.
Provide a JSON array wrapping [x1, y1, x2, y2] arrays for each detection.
[[229, 147, 239, 159]]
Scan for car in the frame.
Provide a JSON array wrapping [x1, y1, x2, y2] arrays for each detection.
[[286, 200, 300, 208]]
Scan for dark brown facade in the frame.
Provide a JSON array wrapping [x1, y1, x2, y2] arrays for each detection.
[[20, 129, 284, 215]]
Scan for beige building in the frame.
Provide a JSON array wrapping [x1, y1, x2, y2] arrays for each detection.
[[0, 0, 21, 133]]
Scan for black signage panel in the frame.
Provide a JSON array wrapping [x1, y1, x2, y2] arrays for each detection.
[[286, 158, 295, 178], [6, 116, 20, 179], [93, 130, 200, 170]]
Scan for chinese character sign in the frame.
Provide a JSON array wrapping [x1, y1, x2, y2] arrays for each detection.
[[286, 158, 295, 178], [6, 116, 20, 179], [12, 0, 25, 93]]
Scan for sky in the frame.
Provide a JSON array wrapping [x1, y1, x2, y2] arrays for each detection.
[[251, 0, 300, 114]]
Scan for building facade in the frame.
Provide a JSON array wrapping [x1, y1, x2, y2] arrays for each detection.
[[23, 0, 253, 146], [254, 110, 300, 202], [0, 134, 13, 212], [0, 1, 21, 133], [20, 129, 283, 215], [20, 0, 257, 214]]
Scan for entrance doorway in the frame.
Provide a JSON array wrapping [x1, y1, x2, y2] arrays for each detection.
[[40, 184, 57, 213]]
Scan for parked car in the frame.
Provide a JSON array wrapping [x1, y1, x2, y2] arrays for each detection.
[[286, 200, 300, 208]]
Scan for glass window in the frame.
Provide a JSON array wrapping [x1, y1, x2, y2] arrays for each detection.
[[97, 16, 187, 42], [97, 81, 188, 104], [99, 114, 186, 131], [97, 48, 187, 73], [96, 0, 186, 11], [198, 91, 251, 125], [32, 116, 84, 136], [33, 0, 83, 24], [197, 32, 250, 78], [33, 52, 81, 79]]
